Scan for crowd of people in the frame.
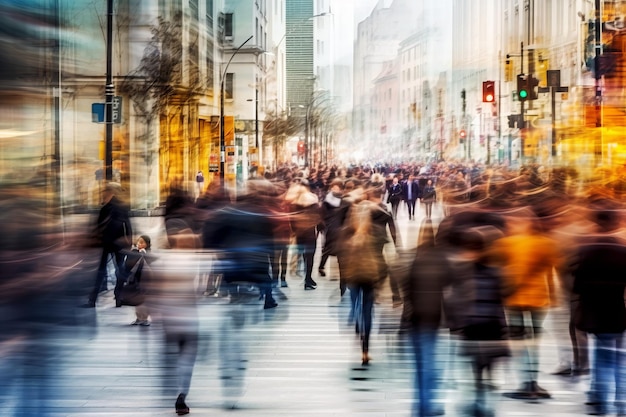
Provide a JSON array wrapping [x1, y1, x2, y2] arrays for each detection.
[[5, 159, 626, 416]]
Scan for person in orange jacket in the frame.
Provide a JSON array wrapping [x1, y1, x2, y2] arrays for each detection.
[[488, 210, 562, 400]]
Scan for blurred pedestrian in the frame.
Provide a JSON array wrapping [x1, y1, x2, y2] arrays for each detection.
[[342, 176, 397, 364], [203, 178, 278, 309], [421, 179, 437, 219], [403, 174, 420, 220], [490, 211, 561, 400], [318, 178, 351, 289], [285, 179, 321, 290], [570, 206, 626, 416], [195, 170, 204, 202], [403, 219, 448, 417], [84, 182, 132, 308], [387, 175, 403, 219], [149, 229, 201, 416]]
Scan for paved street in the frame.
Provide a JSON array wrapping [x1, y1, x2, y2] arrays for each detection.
[[1, 202, 603, 416]]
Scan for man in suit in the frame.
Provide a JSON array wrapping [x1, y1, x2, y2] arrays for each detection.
[[403, 174, 420, 220]]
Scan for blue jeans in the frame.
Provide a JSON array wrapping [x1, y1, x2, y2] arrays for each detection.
[[409, 328, 440, 417], [506, 308, 546, 384], [349, 283, 375, 353], [592, 332, 626, 415]]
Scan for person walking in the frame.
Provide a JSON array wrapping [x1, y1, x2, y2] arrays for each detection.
[[194, 170, 205, 202], [342, 176, 398, 364], [420, 179, 436, 220], [285, 180, 321, 290], [317, 178, 351, 287], [490, 211, 561, 400], [387, 176, 403, 220], [148, 229, 201, 416], [84, 182, 132, 308], [570, 206, 626, 416], [403, 174, 420, 220], [403, 219, 448, 417], [203, 178, 278, 309]]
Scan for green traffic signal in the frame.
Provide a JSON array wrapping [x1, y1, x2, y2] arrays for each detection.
[[519, 89, 528, 99]]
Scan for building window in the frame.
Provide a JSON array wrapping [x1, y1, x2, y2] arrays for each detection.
[[225, 13, 233, 38], [225, 73, 234, 99]]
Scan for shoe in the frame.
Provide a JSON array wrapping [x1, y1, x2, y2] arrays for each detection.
[[81, 301, 96, 308], [115, 299, 122, 308], [304, 283, 317, 290], [280, 280, 288, 288], [551, 366, 572, 376], [361, 352, 371, 365], [264, 299, 278, 309], [531, 381, 552, 399], [572, 368, 590, 376], [318, 268, 326, 277], [175, 393, 189, 415], [140, 320, 151, 326], [392, 296, 403, 308], [503, 382, 535, 400]]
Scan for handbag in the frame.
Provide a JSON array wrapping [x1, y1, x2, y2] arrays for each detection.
[[119, 257, 145, 306]]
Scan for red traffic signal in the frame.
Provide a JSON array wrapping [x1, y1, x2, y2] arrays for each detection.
[[459, 129, 467, 143], [482, 80, 495, 103], [297, 140, 306, 155]]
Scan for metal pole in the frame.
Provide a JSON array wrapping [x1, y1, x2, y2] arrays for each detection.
[[220, 35, 253, 187], [255, 87, 259, 149], [105, 0, 114, 181], [304, 106, 309, 168]]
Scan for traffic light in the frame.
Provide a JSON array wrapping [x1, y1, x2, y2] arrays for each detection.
[[517, 74, 529, 102], [517, 73, 540, 101], [482, 80, 495, 103], [459, 129, 467, 143]]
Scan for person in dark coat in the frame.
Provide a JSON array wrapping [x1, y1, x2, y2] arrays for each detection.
[[403, 219, 448, 417], [202, 179, 278, 309], [570, 207, 626, 416], [403, 174, 420, 220], [84, 182, 132, 308], [317, 178, 351, 292], [420, 179, 437, 219], [386, 175, 403, 219]]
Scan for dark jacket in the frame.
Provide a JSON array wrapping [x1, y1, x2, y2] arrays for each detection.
[[387, 183, 403, 204], [572, 238, 626, 334], [202, 199, 274, 284], [421, 186, 436, 203], [96, 196, 132, 251], [402, 180, 420, 201], [404, 246, 449, 330], [319, 192, 351, 256]]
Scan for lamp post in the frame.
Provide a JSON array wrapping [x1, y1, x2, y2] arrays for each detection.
[[105, 0, 114, 181], [220, 35, 253, 187]]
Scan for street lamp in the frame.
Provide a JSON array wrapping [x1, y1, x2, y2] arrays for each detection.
[[220, 35, 253, 188]]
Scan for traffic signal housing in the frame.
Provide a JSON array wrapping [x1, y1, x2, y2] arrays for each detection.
[[516, 73, 539, 101], [459, 129, 467, 143], [517, 74, 529, 101], [482, 80, 495, 103]]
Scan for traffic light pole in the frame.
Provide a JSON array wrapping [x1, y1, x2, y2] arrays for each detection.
[[519, 42, 525, 162]]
